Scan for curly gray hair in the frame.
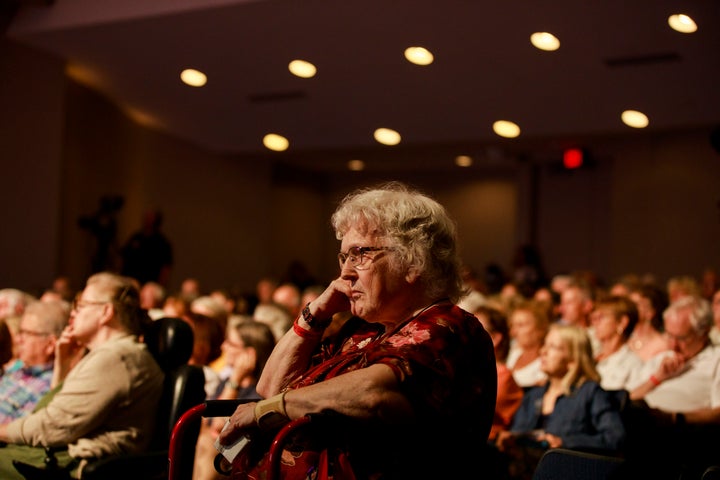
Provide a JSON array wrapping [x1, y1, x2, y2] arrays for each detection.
[[331, 182, 465, 303]]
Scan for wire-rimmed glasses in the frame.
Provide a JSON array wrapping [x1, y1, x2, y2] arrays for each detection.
[[338, 246, 393, 270]]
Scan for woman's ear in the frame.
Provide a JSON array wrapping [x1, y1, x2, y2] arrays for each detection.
[[405, 265, 421, 284], [618, 315, 629, 331], [98, 303, 115, 326]]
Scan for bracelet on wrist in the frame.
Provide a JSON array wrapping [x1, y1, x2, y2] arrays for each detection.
[[649, 375, 661, 387], [293, 320, 324, 339], [254, 391, 289, 431]]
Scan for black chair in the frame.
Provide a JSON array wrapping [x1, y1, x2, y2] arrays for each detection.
[[14, 317, 207, 480], [532, 448, 626, 480]]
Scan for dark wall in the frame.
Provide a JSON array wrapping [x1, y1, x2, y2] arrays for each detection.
[[2, 37, 719, 297]]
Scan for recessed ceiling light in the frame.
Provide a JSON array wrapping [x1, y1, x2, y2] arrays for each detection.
[[404, 46, 434, 66], [493, 120, 521, 138], [347, 159, 365, 171], [621, 110, 649, 128], [263, 133, 289, 151], [180, 68, 207, 87], [668, 14, 697, 33], [455, 155, 473, 167], [288, 59, 317, 78], [374, 128, 401, 146], [530, 32, 560, 51]]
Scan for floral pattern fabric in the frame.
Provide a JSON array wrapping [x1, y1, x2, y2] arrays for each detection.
[[236, 301, 497, 479]]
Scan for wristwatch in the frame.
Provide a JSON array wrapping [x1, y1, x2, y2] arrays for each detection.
[[302, 303, 331, 330]]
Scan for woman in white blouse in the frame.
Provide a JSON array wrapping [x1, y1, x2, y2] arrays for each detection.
[[507, 300, 550, 387], [591, 295, 647, 391]]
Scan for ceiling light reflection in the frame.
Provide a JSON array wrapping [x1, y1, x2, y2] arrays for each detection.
[[288, 59, 317, 78], [530, 32, 560, 51], [404, 47, 434, 66], [493, 120, 521, 138], [455, 155, 473, 167], [180, 69, 207, 87], [668, 14, 697, 33], [621, 110, 649, 128], [374, 128, 401, 145], [263, 133, 289, 151]]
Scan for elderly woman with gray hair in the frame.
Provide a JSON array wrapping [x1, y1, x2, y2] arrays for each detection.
[[218, 182, 497, 479]]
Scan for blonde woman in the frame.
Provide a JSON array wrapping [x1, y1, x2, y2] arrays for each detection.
[[498, 324, 624, 455]]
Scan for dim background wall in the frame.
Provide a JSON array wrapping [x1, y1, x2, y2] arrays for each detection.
[[2, 38, 719, 296]]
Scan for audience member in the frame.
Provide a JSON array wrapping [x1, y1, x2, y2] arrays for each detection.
[[607, 273, 641, 298], [184, 311, 225, 399], [666, 275, 701, 303], [0, 272, 164, 478], [507, 300, 550, 387], [217, 182, 496, 478], [0, 319, 12, 374], [627, 295, 720, 478], [140, 281, 166, 319], [300, 284, 325, 309], [255, 276, 277, 307], [50, 276, 75, 302], [180, 277, 201, 302], [475, 305, 523, 443], [709, 288, 720, 345], [630, 296, 718, 413], [591, 296, 645, 391], [162, 293, 189, 318], [253, 302, 293, 343], [271, 282, 302, 318], [0, 289, 37, 358], [628, 283, 670, 361], [701, 268, 719, 301], [496, 324, 625, 480], [0, 301, 69, 423], [557, 282, 599, 353], [210, 288, 237, 317], [191, 295, 230, 373], [193, 321, 276, 480], [533, 287, 560, 321]]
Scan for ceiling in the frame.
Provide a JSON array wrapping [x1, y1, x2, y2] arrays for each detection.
[[5, 0, 720, 171]]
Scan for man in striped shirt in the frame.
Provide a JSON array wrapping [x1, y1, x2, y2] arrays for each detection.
[[0, 300, 68, 423]]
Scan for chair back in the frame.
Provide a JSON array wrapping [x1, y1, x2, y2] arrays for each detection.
[[144, 317, 207, 451], [532, 448, 626, 480]]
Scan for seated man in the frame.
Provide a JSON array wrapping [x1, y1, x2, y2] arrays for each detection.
[[0, 272, 164, 479], [0, 300, 69, 423], [628, 295, 720, 477]]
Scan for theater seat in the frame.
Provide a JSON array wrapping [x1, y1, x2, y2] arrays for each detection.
[[532, 448, 626, 480]]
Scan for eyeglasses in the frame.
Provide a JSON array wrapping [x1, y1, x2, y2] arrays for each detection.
[[664, 331, 696, 344], [338, 246, 393, 270], [17, 328, 51, 338], [72, 299, 109, 312]]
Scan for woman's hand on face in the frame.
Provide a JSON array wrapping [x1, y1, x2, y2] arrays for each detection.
[[217, 402, 257, 446], [657, 352, 686, 382], [308, 278, 353, 320], [231, 348, 256, 383], [56, 327, 84, 364]]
